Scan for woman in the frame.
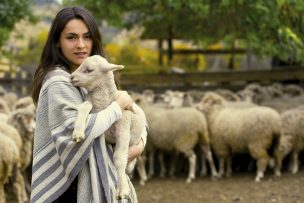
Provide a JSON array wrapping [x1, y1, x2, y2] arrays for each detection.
[[30, 6, 146, 203]]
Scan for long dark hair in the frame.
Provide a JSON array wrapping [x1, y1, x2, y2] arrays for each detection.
[[31, 6, 105, 104]]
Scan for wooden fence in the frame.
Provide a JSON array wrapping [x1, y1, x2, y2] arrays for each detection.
[[1, 67, 304, 96]]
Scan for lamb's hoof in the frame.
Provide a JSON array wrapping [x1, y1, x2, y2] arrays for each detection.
[[75, 138, 82, 143], [72, 132, 84, 143], [117, 195, 129, 202]]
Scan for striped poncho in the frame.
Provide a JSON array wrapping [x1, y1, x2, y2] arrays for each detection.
[[30, 68, 138, 203]]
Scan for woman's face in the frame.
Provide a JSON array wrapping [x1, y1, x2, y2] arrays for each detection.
[[59, 19, 93, 72]]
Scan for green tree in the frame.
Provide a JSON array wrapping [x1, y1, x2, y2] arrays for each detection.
[[0, 0, 35, 49], [64, 0, 304, 63]]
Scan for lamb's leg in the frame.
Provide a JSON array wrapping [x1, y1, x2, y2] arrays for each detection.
[[113, 117, 131, 199], [72, 101, 93, 142]]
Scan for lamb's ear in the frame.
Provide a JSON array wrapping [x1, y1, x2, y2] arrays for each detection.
[[107, 63, 124, 71]]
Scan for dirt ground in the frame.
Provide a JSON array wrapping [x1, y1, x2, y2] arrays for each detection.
[[133, 171, 304, 203]]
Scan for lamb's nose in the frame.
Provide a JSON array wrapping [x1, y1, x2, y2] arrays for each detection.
[[70, 75, 74, 80]]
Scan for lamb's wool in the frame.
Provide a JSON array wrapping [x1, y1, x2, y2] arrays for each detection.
[[30, 68, 137, 203]]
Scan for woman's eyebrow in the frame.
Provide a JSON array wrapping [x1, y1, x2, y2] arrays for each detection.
[[65, 32, 78, 36]]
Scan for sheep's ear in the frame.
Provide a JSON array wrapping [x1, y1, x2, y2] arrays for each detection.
[[107, 63, 124, 71]]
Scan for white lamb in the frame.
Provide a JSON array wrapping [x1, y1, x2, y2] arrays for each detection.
[[70, 55, 147, 199]]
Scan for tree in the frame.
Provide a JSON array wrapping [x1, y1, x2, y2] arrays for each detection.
[[0, 0, 34, 49], [63, 0, 304, 64]]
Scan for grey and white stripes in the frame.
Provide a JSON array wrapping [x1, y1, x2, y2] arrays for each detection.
[[30, 68, 137, 203]]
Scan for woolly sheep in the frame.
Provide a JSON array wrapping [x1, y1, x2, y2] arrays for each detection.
[[0, 132, 19, 203], [8, 104, 35, 170], [136, 95, 218, 183], [197, 92, 281, 181], [70, 55, 147, 199], [8, 104, 36, 196], [274, 107, 304, 176], [0, 122, 26, 203], [14, 96, 34, 110]]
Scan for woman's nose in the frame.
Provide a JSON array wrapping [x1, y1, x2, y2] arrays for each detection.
[[77, 38, 85, 48]]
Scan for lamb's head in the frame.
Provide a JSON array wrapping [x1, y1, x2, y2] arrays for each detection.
[[71, 55, 124, 91]]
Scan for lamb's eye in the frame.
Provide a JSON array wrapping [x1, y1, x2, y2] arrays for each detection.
[[84, 69, 93, 73]]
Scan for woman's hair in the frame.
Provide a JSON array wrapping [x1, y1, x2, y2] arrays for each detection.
[[31, 6, 105, 104]]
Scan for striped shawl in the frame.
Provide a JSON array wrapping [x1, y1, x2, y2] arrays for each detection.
[[30, 68, 137, 203]]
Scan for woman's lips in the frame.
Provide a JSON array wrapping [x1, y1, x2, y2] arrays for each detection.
[[74, 52, 87, 58]]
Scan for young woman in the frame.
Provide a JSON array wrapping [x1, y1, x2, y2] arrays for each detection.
[[30, 6, 146, 203]]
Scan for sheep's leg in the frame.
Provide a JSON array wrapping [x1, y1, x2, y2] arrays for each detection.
[[183, 150, 196, 183], [225, 155, 232, 178], [72, 101, 93, 142], [200, 154, 207, 177], [218, 158, 225, 178], [201, 145, 218, 178], [147, 148, 155, 179], [274, 148, 287, 177], [113, 117, 131, 199], [136, 155, 147, 186], [290, 151, 299, 174], [169, 151, 179, 177], [249, 146, 268, 182], [158, 152, 166, 178]]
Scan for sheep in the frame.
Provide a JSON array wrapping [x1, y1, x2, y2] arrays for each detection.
[[0, 121, 26, 203], [0, 132, 19, 203], [8, 104, 36, 196], [136, 95, 218, 183], [274, 107, 304, 177], [13, 96, 34, 110], [197, 92, 281, 181], [70, 55, 147, 199]]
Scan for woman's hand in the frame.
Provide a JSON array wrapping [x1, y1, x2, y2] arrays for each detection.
[[128, 138, 145, 163], [116, 90, 133, 111]]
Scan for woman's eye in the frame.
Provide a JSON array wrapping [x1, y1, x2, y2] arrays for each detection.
[[67, 36, 77, 40]]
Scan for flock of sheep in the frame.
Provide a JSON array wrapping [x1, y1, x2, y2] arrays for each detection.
[[1, 80, 304, 202], [131, 82, 304, 186]]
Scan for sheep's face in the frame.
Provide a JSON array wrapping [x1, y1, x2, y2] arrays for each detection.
[[71, 55, 124, 90], [197, 92, 224, 112]]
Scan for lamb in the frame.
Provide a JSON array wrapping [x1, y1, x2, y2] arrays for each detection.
[[197, 92, 281, 181], [274, 106, 304, 176], [136, 95, 218, 183], [70, 55, 147, 199]]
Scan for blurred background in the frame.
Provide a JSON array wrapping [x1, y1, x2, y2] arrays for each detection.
[[1, 0, 304, 94], [1, 1, 304, 203]]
